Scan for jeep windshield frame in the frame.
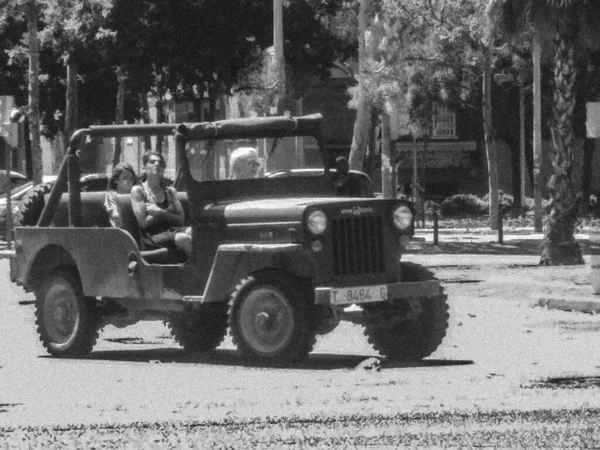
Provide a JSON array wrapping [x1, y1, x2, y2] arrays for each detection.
[[175, 113, 328, 183]]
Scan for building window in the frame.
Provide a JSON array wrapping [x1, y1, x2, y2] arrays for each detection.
[[432, 103, 456, 139]]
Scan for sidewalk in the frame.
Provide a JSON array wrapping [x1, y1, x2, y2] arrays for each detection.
[[409, 227, 598, 256], [407, 227, 600, 314]]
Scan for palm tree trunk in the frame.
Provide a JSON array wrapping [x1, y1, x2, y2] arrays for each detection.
[[532, 31, 543, 232], [540, 24, 584, 265], [26, 2, 42, 185]]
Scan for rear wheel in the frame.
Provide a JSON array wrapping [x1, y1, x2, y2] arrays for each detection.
[[35, 271, 100, 357], [363, 262, 449, 361], [167, 303, 229, 353], [229, 271, 317, 364]]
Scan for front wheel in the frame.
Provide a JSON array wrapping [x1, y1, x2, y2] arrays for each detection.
[[35, 271, 100, 357], [229, 271, 317, 365], [363, 262, 449, 361]]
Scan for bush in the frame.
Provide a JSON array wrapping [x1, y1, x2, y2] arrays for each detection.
[[482, 190, 513, 214], [439, 194, 486, 217]]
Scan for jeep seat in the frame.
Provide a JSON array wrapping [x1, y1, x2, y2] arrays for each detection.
[[50, 191, 190, 264]]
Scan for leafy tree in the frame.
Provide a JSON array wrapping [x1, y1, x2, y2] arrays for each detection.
[[0, 17, 28, 105], [348, 1, 499, 222], [233, 0, 356, 116], [40, 0, 113, 141], [0, 0, 43, 184], [489, 0, 600, 265]]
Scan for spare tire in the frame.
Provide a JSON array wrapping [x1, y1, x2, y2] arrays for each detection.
[[14, 182, 55, 227]]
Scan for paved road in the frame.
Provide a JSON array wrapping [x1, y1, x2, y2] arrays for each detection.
[[1, 257, 600, 446]]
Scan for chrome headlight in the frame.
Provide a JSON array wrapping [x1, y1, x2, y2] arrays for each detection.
[[392, 205, 413, 231], [307, 210, 327, 235]]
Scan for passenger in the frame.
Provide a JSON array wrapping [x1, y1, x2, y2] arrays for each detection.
[[333, 156, 363, 197], [231, 147, 261, 179], [131, 151, 192, 258], [104, 163, 138, 228]]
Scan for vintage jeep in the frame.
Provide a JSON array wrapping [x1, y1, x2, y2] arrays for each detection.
[[6, 113, 448, 364]]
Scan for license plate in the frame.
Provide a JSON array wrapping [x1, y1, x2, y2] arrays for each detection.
[[330, 285, 388, 305]]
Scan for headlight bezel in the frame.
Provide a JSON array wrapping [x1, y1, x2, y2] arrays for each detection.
[[306, 209, 327, 235], [392, 204, 413, 231]]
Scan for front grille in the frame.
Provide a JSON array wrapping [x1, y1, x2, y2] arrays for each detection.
[[331, 215, 385, 276]]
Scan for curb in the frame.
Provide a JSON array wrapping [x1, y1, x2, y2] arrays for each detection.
[[536, 297, 600, 314]]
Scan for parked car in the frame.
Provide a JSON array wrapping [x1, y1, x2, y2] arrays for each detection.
[[0, 170, 28, 196], [0, 173, 108, 241]]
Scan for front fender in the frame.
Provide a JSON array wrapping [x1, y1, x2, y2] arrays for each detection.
[[201, 243, 316, 303]]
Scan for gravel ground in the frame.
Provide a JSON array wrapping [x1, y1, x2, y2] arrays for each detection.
[[2, 408, 600, 449]]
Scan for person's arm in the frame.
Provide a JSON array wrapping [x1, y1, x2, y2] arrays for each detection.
[[154, 187, 185, 226], [166, 187, 186, 226], [104, 191, 121, 227], [131, 185, 157, 230]]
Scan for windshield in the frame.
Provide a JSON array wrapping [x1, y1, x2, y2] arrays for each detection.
[[185, 136, 324, 182]]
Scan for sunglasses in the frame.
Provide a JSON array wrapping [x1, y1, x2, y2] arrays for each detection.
[[148, 159, 165, 167]]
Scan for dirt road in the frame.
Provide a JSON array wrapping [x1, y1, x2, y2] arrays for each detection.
[[2, 255, 600, 447]]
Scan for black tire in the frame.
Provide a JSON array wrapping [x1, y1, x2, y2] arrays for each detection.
[[15, 181, 54, 227], [363, 262, 449, 361], [229, 271, 317, 365], [35, 271, 101, 357], [167, 303, 229, 353]]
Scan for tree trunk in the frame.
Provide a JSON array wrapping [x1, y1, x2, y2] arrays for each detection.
[[510, 135, 521, 218], [483, 45, 499, 230], [112, 67, 127, 166], [64, 56, 78, 144], [26, 2, 42, 185], [380, 109, 393, 198], [420, 135, 428, 227], [519, 83, 527, 216], [273, 0, 285, 112], [580, 138, 593, 216], [540, 26, 584, 265], [348, 0, 371, 171], [532, 31, 544, 232], [138, 92, 152, 151]]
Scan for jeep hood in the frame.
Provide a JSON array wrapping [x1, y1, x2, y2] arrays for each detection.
[[203, 197, 374, 223]]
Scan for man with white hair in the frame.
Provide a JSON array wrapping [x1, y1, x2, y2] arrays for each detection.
[[231, 147, 261, 179]]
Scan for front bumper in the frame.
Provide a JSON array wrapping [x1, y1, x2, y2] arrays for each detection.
[[314, 280, 441, 306]]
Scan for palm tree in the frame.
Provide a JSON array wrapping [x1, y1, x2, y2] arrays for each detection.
[[488, 0, 600, 265]]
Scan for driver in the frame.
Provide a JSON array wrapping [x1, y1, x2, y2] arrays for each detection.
[[231, 147, 261, 179]]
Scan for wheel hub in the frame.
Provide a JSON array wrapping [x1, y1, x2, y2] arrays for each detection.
[[255, 311, 278, 331], [238, 288, 294, 354], [45, 288, 79, 344], [53, 302, 75, 334]]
